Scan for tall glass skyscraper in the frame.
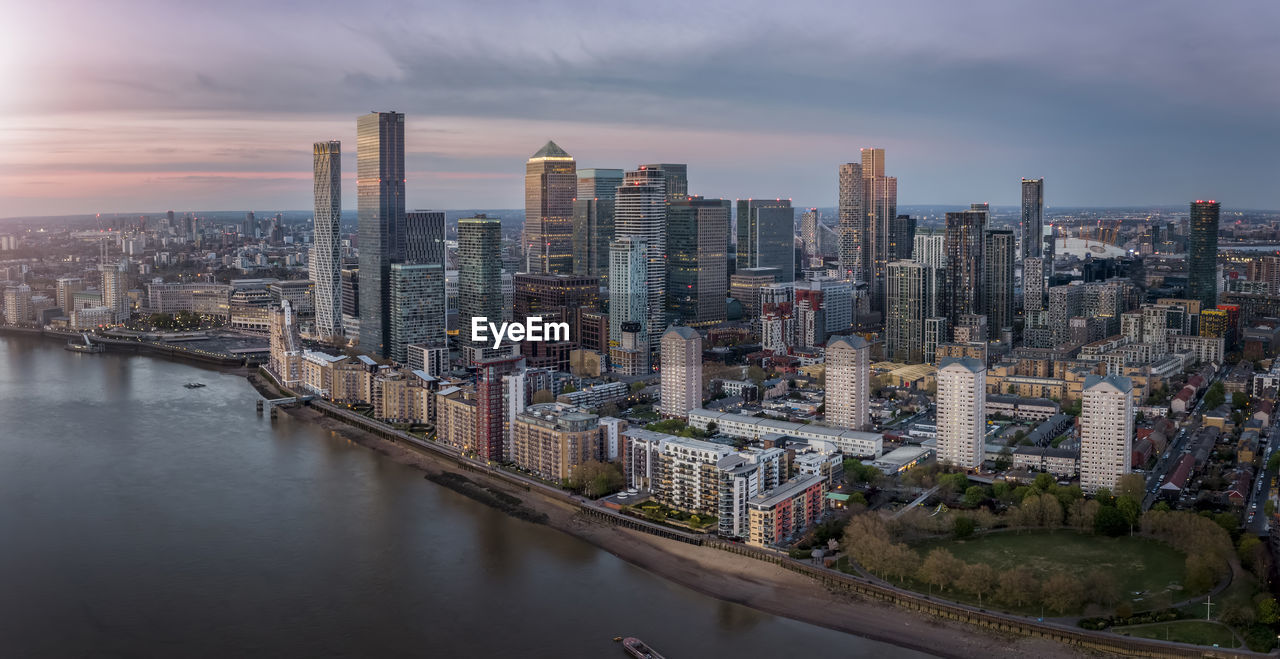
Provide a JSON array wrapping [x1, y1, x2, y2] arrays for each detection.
[[614, 167, 668, 356], [572, 168, 621, 282], [458, 215, 506, 363], [1188, 200, 1220, 310], [861, 148, 897, 314], [524, 141, 576, 274], [403, 210, 446, 266], [983, 229, 1015, 333], [311, 140, 342, 339], [943, 209, 987, 329], [1021, 177, 1044, 259], [669, 197, 729, 327], [356, 111, 405, 358], [736, 198, 794, 281], [389, 263, 446, 364]]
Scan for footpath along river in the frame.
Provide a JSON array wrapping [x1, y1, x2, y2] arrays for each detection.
[[0, 334, 930, 658]]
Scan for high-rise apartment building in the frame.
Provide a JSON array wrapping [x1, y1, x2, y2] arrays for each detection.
[[512, 403, 603, 482], [3, 284, 32, 325], [861, 148, 897, 313], [312, 140, 343, 339], [825, 335, 870, 431], [659, 326, 702, 418], [942, 209, 986, 330], [936, 357, 986, 469], [668, 197, 729, 327], [524, 141, 577, 274], [1021, 178, 1044, 259], [801, 209, 820, 262], [1023, 255, 1046, 312], [885, 260, 933, 363], [100, 263, 128, 322], [388, 263, 446, 365], [837, 162, 864, 282], [458, 215, 507, 363], [1188, 200, 1220, 311], [794, 277, 853, 348], [268, 300, 303, 388], [891, 214, 916, 260], [55, 277, 84, 313], [736, 199, 794, 281], [609, 236, 649, 373], [614, 167, 668, 357], [913, 231, 946, 270], [983, 229, 1015, 333], [1079, 374, 1134, 495], [356, 111, 405, 357]]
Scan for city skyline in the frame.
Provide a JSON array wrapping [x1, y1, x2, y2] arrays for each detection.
[[3, 2, 1280, 217]]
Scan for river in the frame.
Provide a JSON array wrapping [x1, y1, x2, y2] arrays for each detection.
[[0, 334, 928, 658]]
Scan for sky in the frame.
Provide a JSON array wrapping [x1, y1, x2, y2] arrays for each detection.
[[1, 0, 1278, 218]]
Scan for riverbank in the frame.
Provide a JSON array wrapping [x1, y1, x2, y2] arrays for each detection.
[[258, 391, 1079, 659]]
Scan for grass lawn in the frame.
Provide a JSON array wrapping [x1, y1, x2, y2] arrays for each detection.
[[908, 531, 1188, 613], [1113, 620, 1238, 648]]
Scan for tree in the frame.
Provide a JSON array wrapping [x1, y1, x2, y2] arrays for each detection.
[[992, 481, 1012, 500], [1034, 473, 1055, 490], [957, 562, 998, 607], [1084, 569, 1121, 607], [1067, 499, 1100, 531], [1038, 493, 1063, 528], [1257, 598, 1279, 625], [916, 548, 964, 593], [1213, 512, 1238, 535], [1094, 505, 1128, 537], [953, 516, 976, 539], [1116, 495, 1141, 532], [1041, 572, 1086, 614], [996, 567, 1038, 607], [1093, 487, 1113, 505], [1185, 552, 1220, 593], [568, 460, 625, 498], [531, 389, 555, 404], [560, 383, 577, 394], [1232, 391, 1250, 410], [1204, 382, 1226, 410], [882, 543, 918, 584], [963, 485, 988, 508]]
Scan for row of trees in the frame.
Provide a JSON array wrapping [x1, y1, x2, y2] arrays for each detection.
[[844, 513, 1122, 613]]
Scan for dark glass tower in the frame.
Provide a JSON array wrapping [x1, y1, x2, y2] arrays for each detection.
[[735, 198, 794, 282], [1021, 178, 1044, 259], [524, 141, 576, 274], [983, 229, 1015, 332], [669, 197, 730, 327], [1188, 200, 1220, 310], [943, 209, 987, 329], [356, 111, 405, 358], [403, 210, 446, 266]]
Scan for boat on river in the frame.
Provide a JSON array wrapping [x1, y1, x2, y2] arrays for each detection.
[[621, 637, 665, 659]]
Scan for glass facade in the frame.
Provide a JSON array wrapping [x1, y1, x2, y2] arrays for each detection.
[[1188, 200, 1220, 310], [524, 141, 576, 274], [356, 112, 405, 357]]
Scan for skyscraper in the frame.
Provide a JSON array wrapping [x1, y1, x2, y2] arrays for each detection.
[[312, 140, 342, 339], [825, 335, 870, 431], [524, 141, 577, 274], [936, 357, 986, 469], [1188, 200, 1220, 310], [403, 210, 446, 266], [614, 166, 668, 357], [659, 326, 702, 418], [800, 209, 820, 263], [356, 111, 405, 357], [668, 197, 729, 327], [913, 231, 946, 270], [609, 236, 649, 372], [572, 168, 621, 281], [640, 163, 688, 201], [837, 163, 864, 282], [388, 263, 446, 364], [890, 214, 916, 260], [983, 229, 1015, 334], [942, 209, 987, 330], [736, 199, 795, 281], [1080, 374, 1134, 495], [861, 148, 897, 313], [885, 260, 932, 363], [458, 215, 506, 363], [1020, 178, 1044, 259], [99, 263, 128, 322], [1023, 255, 1047, 312]]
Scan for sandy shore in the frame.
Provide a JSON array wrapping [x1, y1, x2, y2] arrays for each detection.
[[274, 400, 1085, 659]]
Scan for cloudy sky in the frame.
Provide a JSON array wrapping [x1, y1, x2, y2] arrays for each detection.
[[1, 0, 1277, 217]]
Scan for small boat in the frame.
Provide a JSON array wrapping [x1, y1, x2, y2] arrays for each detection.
[[184, 382, 206, 389], [65, 341, 104, 353], [621, 637, 665, 659]]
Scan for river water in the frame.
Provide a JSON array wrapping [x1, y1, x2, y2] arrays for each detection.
[[0, 334, 927, 658]]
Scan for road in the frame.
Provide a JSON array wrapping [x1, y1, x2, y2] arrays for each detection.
[[1245, 414, 1279, 536], [1141, 372, 1222, 510]]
